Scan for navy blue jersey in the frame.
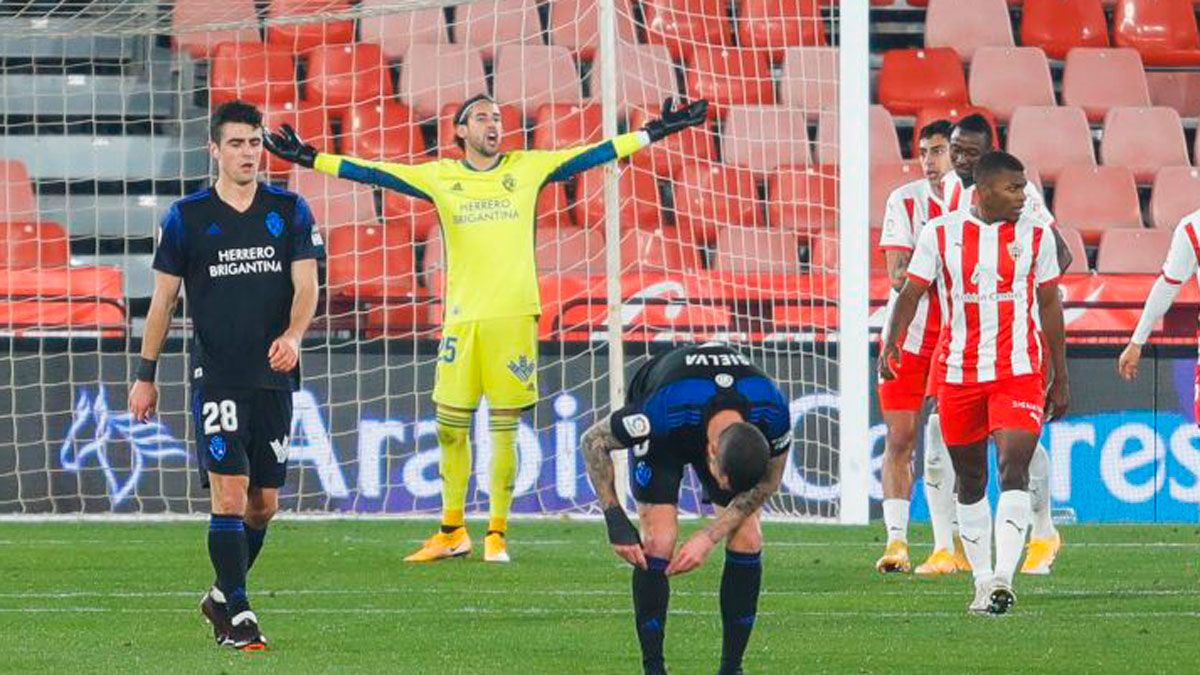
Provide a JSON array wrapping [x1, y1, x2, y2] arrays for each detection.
[[152, 183, 325, 391], [609, 344, 793, 466]]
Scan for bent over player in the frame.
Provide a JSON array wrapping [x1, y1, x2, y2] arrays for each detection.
[[265, 94, 707, 563], [580, 343, 792, 675], [128, 101, 324, 649]]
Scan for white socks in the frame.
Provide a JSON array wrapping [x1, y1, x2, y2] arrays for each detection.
[[994, 490, 1032, 585], [923, 412, 957, 553], [883, 498, 910, 544], [957, 497, 993, 583], [1028, 443, 1057, 539]]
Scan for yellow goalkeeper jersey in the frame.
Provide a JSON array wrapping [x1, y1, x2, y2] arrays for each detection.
[[314, 132, 648, 325]]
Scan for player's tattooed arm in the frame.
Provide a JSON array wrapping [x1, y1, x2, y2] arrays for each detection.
[[885, 250, 912, 292], [581, 417, 625, 510], [703, 453, 786, 543]]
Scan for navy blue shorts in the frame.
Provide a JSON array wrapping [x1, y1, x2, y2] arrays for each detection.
[[192, 385, 292, 489], [627, 445, 735, 508]]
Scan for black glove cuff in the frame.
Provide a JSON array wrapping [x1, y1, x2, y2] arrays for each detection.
[[135, 358, 157, 383], [603, 505, 640, 546], [643, 120, 666, 143], [297, 148, 316, 169]]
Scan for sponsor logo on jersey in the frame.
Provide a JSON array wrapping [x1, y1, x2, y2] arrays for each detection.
[[635, 460, 652, 488], [206, 223, 222, 236], [622, 413, 651, 439], [502, 173, 516, 192], [209, 434, 227, 461], [451, 182, 463, 191], [715, 373, 734, 388], [270, 436, 290, 463], [507, 355, 536, 383], [311, 229, 323, 247], [265, 211, 284, 238]]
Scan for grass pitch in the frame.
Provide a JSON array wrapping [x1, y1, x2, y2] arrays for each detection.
[[0, 520, 1196, 673]]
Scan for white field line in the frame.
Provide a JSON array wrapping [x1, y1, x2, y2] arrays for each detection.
[[1, 538, 1196, 549]]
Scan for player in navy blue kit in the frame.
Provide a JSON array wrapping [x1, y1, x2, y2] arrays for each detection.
[[581, 344, 792, 675], [127, 101, 324, 651]]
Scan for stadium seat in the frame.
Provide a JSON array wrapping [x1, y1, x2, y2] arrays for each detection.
[[172, 0, 259, 59], [1006, 106, 1095, 184], [925, 0, 1015, 62], [0, 221, 68, 268], [359, 3, 448, 61], [620, 227, 702, 272], [289, 168, 378, 233], [493, 45, 584, 119], [1055, 225, 1091, 273], [1113, 0, 1200, 66], [721, 106, 811, 173], [209, 42, 296, 106], [685, 46, 776, 112], [627, 105, 717, 178], [912, 104, 998, 156], [1100, 107, 1189, 183], [869, 106, 903, 165], [1150, 166, 1200, 229], [642, 0, 731, 60], [266, 0, 355, 52], [1147, 71, 1200, 117], [780, 47, 839, 120], [398, 45, 487, 120], [574, 166, 663, 230], [1061, 48, 1151, 123], [303, 43, 394, 107], [338, 101, 425, 162], [808, 229, 887, 277], [326, 223, 418, 298], [673, 162, 764, 245], [548, 0, 637, 61], [713, 227, 800, 273], [1019, 0, 1109, 60], [537, 183, 573, 229], [0, 160, 37, 222], [1096, 228, 1174, 273], [870, 162, 922, 227], [737, 0, 827, 62], [877, 48, 968, 116], [592, 44, 680, 115], [1052, 165, 1142, 244], [436, 102, 526, 158], [259, 103, 331, 176], [381, 188, 441, 243], [968, 47, 1055, 122], [536, 225, 605, 275], [767, 166, 838, 235], [455, 0, 542, 62], [532, 103, 602, 150]]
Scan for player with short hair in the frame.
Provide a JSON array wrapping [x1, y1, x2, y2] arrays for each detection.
[[265, 94, 708, 563], [128, 100, 325, 649], [580, 343, 791, 675], [882, 151, 1069, 615]]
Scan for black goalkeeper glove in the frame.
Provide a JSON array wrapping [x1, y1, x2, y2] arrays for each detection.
[[641, 97, 709, 143], [263, 123, 317, 169], [603, 505, 641, 546]]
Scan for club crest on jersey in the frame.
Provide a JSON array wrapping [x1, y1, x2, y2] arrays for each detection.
[[1006, 241, 1023, 261], [507, 355, 535, 383], [265, 211, 284, 238], [635, 461, 652, 488], [502, 173, 516, 192], [208, 434, 227, 461]]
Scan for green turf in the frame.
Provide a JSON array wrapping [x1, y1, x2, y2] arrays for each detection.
[[0, 520, 1197, 673]]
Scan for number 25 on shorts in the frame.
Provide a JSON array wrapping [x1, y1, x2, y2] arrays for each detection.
[[440, 336, 458, 364]]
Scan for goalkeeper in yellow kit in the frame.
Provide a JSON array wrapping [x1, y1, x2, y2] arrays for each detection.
[[264, 94, 708, 562]]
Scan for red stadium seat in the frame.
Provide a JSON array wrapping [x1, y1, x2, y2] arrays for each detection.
[[721, 106, 812, 173], [642, 0, 731, 60], [339, 101, 424, 162], [673, 162, 764, 245], [0, 221, 67, 268], [381, 189, 440, 243], [780, 47, 838, 120], [925, 0, 1014, 62], [304, 43, 393, 107], [209, 42, 295, 106], [1150, 166, 1200, 229], [548, 0, 637, 61], [767, 166, 838, 235], [737, 0, 827, 62], [532, 103, 602, 150], [620, 227, 702, 273], [173, 0, 259, 59], [1006, 106, 1095, 184], [912, 105, 998, 156], [326, 223, 418, 298], [1055, 225, 1091, 273], [592, 44, 680, 115], [359, 3, 448, 61], [536, 225, 605, 275], [455, 0, 542, 62], [537, 183, 573, 229], [574, 166, 663, 230], [266, 0, 354, 52], [1096, 228, 1174, 273], [493, 45, 584, 119], [969, 47, 1055, 122], [627, 105, 717, 178], [1061, 48, 1151, 123], [713, 227, 800, 273], [870, 105, 902, 165], [1147, 71, 1200, 117], [877, 48, 968, 116], [1113, 0, 1200, 66], [259, 103, 331, 176], [1020, 0, 1109, 60], [685, 46, 776, 113], [0, 160, 37, 222], [436, 102, 526, 159], [870, 162, 922, 227], [1100, 106, 1189, 183], [289, 168, 378, 233], [1052, 165, 1143, 244], [809, 229, 887, 277], [398, 45, 487, 120]]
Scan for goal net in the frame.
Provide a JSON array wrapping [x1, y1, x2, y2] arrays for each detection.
[[0, 0, 869, 521]]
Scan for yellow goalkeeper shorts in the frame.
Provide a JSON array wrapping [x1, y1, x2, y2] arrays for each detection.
[[432, 315, 540, 411]]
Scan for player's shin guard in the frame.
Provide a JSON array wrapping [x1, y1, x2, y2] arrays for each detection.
[[633, 556, 670, 672], [957, 497, 993, 582], [994, 490, 1031, 585], [488, 410, 520, 535], [720, 550, 762, 675], [436, 408, 473, 532], [208, 514, 250, 615], [924, 412, 957, 552], [1028, 444, 1056, 539], [245, 524, 267, 572]]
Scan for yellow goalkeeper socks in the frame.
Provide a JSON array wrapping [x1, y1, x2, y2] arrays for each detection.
[[436, 407, 473, 532], [488, 410, 520, 533]]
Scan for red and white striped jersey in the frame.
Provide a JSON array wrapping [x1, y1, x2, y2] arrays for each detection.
[[907, 209, 1062, 385], [942, 171, 1054, 225], [879, 177, 949, 357], [1159, 209, 1200, 286]]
